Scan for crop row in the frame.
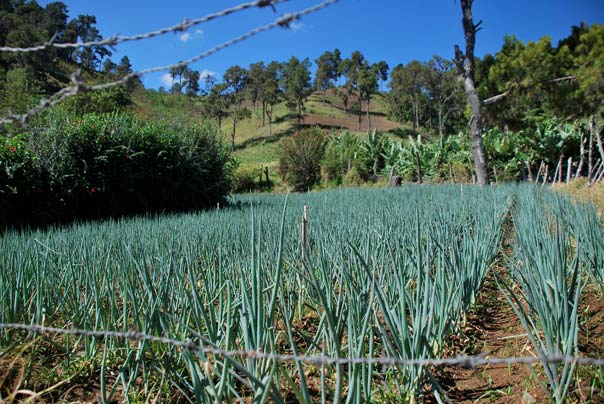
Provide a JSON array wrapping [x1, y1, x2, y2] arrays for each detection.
[[0, 185, 601, 403]]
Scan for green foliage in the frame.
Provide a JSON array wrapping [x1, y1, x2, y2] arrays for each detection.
[[342, 165, 364, 186], [60, 84, 132, 115], [0, 133, 52, 225], [0, 68, 42, 114], [0, 2, 141, 120], [483, 118, 582, 181], [501, 189, 585, 403], [321, 130, 363, 182], [359, 129, 386, 178], [281, 57, 312, 122], [478, 24, 604, 129], [0, 185, 513, 402], [0, 111, 233, 227], [232, 164, 272, 193], [279, 127, 325, 191], [314, 49, 341, 100]]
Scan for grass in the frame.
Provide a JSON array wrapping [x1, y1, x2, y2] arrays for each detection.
[[132, 88, 409, 185], [222, 90, 398, 167], [552, 178, 604, 212]]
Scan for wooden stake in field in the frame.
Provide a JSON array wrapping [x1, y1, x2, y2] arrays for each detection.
[[589, 119, 595, 181], [576, 131, 586, 179], [535, 161, 545, 183], [553, 157, 561, 184], [302, 205, 308, 264]]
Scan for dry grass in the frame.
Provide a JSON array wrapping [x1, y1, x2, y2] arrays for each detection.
[[552, 178, 604, 212]]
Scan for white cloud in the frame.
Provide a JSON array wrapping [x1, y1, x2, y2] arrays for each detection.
[[161, 73, 175, 87], [290, 22, 305, 31], [179, 29, 204, 43], [200, 69, 216, 80]]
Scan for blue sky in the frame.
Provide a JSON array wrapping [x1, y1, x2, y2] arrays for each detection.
[[39, 0, 604, 89]]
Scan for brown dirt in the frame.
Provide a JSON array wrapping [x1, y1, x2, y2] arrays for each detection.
[[437, 277, 549, 404], [300, 111, 401, 133], [302, 89, 401, 133], [575, 285, 604, 402]]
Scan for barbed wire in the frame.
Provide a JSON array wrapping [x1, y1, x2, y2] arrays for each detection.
[[0, 0, 291, 53], [1, 322, 604, 369], [0, 0, 339, 128]]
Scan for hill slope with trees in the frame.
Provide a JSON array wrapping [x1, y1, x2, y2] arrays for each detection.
[[1, 0, 603, 198]]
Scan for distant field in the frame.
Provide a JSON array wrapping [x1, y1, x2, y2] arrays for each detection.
[[1, 184, 602, 403]]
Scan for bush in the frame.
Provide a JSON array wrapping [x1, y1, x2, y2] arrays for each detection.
[[1, 111, 234, 228], [279, 127, 325, 192], [233, 166, 261, 193], [342, 166, 364, 187], [321, 130, 363, 183]]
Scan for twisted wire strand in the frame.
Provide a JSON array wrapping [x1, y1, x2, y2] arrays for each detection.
[[0, 0, 339, 127], [1, 322, 603, 368], [0, 0, 290, 53]]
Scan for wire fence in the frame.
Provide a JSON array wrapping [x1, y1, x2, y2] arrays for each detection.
[[1, 322, 604, 369], [1, 0, 604, 393], [0, 0, 339, 128]]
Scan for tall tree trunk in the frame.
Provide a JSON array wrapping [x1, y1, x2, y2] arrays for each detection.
[[268, 104, 273, 137], [413, 98, 420, 134], [262, 100, 266, 126], [593, 116, 604, 163], [358, 94, 363, 131], [367, 96, 371, 131], [231, 116, 237, 152], [415, 149, 422, 184], [588, 117, 595, 180], [438, 105, 444, 139], [454, 0, 490, 185], [298, 102, 303, 125], [576, 131, 585, 178]]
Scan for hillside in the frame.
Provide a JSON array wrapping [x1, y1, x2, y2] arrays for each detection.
[[223, 89, 405, 186], [132, 87, 407, 188]]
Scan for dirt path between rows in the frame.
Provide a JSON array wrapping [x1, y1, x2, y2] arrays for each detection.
[[439, 275, 548, 403]]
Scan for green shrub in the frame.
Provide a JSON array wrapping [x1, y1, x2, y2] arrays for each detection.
[[0, 134, 57, 227], [342, 166, 364, 187], [279, 127, 325, 192], [321, 130, 363, 183], [233, 166, 261, 193], [1, 111, 234, 228]]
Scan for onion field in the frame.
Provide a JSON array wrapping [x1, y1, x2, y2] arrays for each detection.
[[0, 185, 603, 403]]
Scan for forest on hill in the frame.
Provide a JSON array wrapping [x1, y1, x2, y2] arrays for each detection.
[[0, 0, 603, 223]]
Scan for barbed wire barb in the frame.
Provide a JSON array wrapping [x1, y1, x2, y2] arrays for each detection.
[[1, 322, 603, 368], [0, 0, 340, 128], [0, 0, 291, 53]]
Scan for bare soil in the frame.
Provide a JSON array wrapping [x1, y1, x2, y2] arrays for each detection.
[[438, 277, 549, 404], [301, 111, 401, 133]]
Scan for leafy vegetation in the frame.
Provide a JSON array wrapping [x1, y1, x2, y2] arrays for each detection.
[[0, 112, 233, 228], [1, 185, 603, 402], [278, 126, 325, 191]]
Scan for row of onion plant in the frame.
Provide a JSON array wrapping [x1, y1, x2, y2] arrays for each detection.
[[0, 185, 510, 403], [500, 187, 584, 404]]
